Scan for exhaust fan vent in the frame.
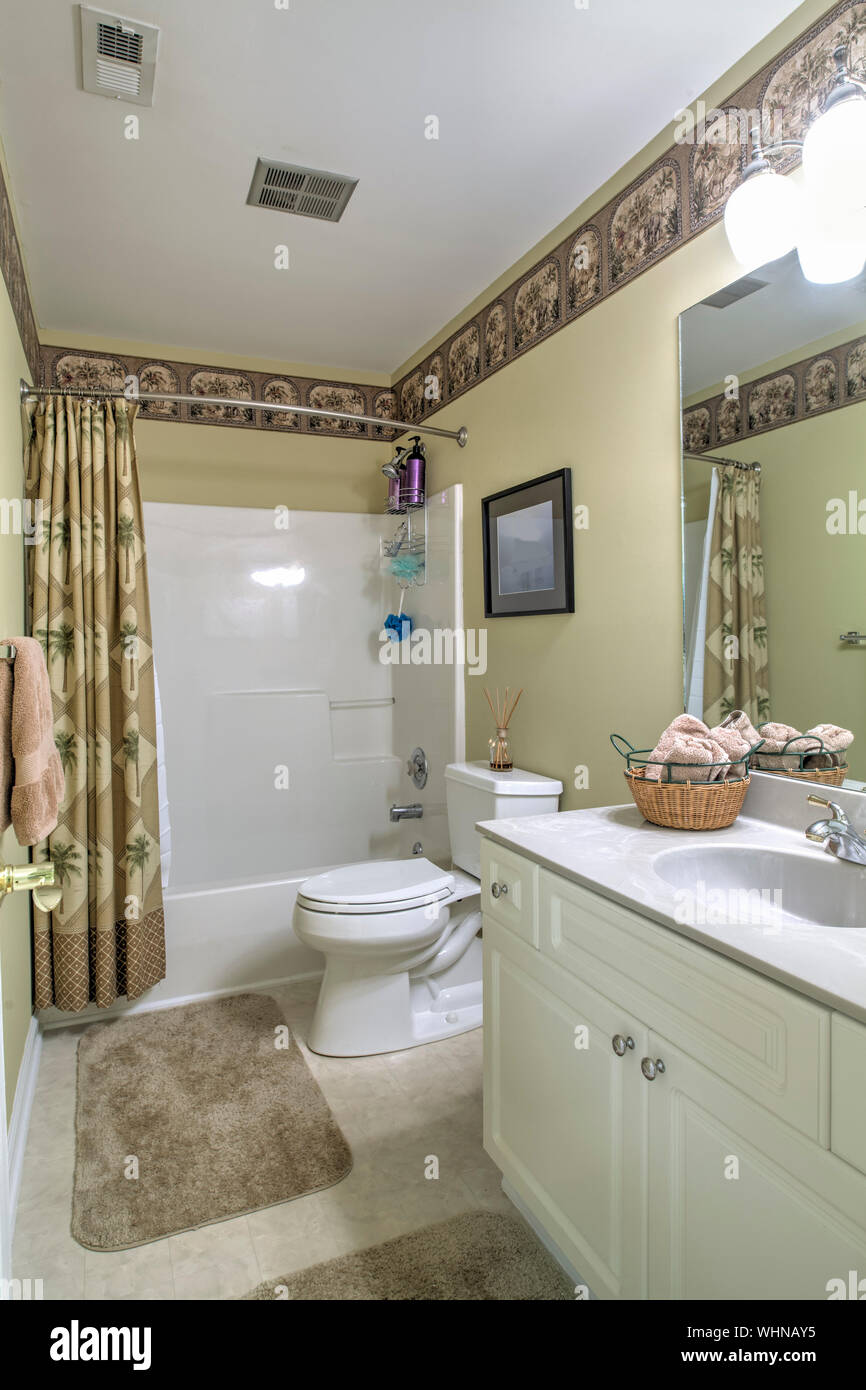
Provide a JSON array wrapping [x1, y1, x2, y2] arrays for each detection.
[[701, 275, 768, 309], [80, 6, 159, 106], [247, 158, 358, 222]]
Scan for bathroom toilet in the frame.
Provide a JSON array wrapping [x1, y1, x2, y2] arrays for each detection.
[[294, 761, 562, 1056]]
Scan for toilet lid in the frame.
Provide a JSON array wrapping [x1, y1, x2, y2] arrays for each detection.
[[298, 858, 454, 913]]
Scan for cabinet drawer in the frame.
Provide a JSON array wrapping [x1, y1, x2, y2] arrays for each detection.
[[540, 869, 830, 1144], [481, 838, 538, 946], [831, 1013, 866, 1175]]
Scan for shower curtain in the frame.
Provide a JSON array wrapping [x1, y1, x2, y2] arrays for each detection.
[[24, 395, 166, 1011], [702, 464, 769, 729]]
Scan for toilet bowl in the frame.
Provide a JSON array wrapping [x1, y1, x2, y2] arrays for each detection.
[[294, 761, 563, 1056]]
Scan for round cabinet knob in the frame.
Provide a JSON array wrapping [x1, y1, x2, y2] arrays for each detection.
[[490, 882, 508, 899], [641, 1057, 666, 1081], [611, 1034, 635, 1057]]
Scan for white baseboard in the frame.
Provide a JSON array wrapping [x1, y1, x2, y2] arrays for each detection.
[[38, 969, 323, 1032], [7, 1016, 42, 1242], [500, 1178, 591, 1296]]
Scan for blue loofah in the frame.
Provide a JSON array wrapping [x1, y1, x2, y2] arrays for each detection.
[[384, 613, 413, 642], [389, 553, 424, 583]]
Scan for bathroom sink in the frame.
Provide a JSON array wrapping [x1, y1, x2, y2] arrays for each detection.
[[652, 844, 866, 929]]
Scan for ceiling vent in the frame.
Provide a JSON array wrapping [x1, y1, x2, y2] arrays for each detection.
[[701, 275, 768, 309], [246, 159, 358, 222], [80, 6, 159, 106]]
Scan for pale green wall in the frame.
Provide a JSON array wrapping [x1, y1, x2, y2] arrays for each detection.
[[421, 226, 751, 808], [134, 416, 384, 512], [390, 0, 833, 809], [0, 273, 31, 1125]]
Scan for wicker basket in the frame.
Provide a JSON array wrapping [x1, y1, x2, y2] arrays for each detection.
[[610, 734, 752, 830], [751, 727, 848, 787], [623, 767, 750, 830], [755, 763, 848, 787]]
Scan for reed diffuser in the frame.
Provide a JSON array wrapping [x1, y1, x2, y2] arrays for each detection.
[[484, 687, 523, 771]]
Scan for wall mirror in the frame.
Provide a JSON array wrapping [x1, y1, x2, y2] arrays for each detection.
[[680, 250, 866, 790]]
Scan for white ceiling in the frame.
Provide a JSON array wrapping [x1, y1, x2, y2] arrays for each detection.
[[0, 0, 802, 373], [681, 252, 866, 397]]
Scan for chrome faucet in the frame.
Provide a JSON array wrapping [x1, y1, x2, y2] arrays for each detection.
[[805, 794, 866, 865], [390, 803, 423, 822]]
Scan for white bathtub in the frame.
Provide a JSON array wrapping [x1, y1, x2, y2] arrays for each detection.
[[38, 872, 325, 1031]]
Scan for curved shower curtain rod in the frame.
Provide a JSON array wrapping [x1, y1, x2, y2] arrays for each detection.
[[18, 379, 469, 447]]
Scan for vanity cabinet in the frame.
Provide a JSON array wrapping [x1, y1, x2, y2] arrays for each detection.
[[480, 837, 866, 1301], [484, 921, 649, 1299]]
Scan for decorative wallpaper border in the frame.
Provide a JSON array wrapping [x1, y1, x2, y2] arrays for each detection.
[[39, 346, 397, 443], [0, 158, 40, 379], [4, 2, 865, 442], [390, 0, 866, 430], [683, 329, 866, 454]]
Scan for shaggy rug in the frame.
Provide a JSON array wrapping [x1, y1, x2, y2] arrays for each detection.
[[72, 993, 352, 1250]]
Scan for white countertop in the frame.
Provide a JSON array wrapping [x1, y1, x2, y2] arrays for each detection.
[[477, 801, 866, 1024]]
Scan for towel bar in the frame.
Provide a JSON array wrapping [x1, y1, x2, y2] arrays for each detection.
[[0, 644, 16, 660]]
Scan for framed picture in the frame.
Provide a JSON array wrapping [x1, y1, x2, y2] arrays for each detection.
[[481, 468, 574, 617]]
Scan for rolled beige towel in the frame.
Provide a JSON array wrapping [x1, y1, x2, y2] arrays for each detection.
[[751, 721, 823, 771], [4, 637, 65, 847], [719, 709, 762, 749], [803, 723, 853, 768], [708, 723, 751, 778], [645, 715, 728, 782]]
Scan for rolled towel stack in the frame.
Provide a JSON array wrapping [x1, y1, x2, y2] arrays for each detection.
[[644, 713, 752, 782], [803, 723, 853, 769], [751, 721, 853, 771]]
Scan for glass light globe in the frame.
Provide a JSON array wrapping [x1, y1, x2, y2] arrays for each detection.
[[803, 95, 866, 210], [723, 168, 801, 265], [797, 199, 866, 283]]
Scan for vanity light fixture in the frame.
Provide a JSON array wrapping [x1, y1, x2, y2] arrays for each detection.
[[802, 45, 866, 210], [724, 45, 866, 285], [723, 128, 803, 265]]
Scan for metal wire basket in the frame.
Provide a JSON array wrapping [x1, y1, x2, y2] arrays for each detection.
[[610, 733, 754, 831]]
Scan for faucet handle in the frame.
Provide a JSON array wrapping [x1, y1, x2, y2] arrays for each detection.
[[806, 793, 848, 826]]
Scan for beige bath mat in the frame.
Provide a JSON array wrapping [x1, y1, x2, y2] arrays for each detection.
[[72, 993, 352, 1250], [241, 1210, 574, 1300]]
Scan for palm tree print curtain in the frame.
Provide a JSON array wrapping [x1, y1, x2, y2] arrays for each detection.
[[24, 396, 165, 1010], [703, 465, 769, 728]]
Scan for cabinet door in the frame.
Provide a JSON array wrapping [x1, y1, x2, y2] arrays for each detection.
[[484, 919, 649, 1299], [648, 1032, 866, 1300]]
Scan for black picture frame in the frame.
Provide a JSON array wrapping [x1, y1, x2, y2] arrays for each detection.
[[481, 468, 574, 617]]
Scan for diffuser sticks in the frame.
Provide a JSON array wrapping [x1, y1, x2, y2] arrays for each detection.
[[484, 687, 523, 771]]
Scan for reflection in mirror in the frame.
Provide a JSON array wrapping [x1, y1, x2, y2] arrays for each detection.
[[680, 250, 866, 790]]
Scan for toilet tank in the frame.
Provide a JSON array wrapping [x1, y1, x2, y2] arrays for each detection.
[[444, 761, 563, 878]]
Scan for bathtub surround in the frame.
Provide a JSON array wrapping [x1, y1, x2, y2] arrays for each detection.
[[241, 1210, 572, 1301], [72, 994, 352, 1250], [25, 397, 165, 1010]]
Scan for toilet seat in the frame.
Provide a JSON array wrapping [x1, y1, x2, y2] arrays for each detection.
[[297, 858, 455, 916]]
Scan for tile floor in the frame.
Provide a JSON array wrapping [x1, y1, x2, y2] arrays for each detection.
[[12, 980, 515, 1299]]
